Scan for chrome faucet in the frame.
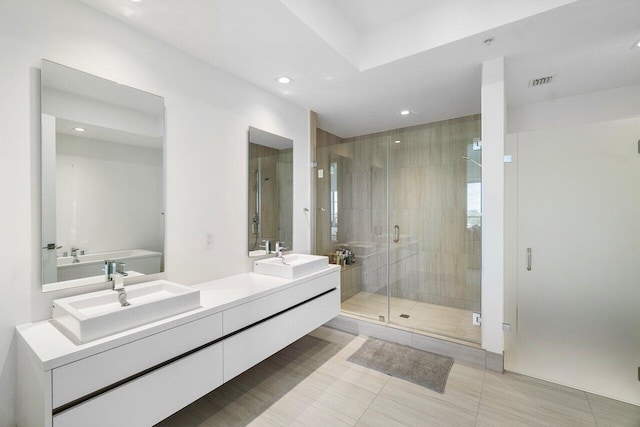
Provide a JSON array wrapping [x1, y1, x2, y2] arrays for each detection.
[[261, 239, 271, 254], [71, 247, 80, 263], [274, 241, 289, 258], [104, 260, 130, 306]]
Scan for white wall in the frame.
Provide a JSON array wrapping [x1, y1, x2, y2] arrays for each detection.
[[0, 0, 309, 425], [481, 57, 505, 355], [56, 135, 163, 254], [508, 83, 640, 133]]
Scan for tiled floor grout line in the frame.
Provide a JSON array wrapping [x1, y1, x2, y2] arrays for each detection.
[[584, 392, 600, 427], [344, 336, 392, 426], [351, 374, 392, 426], [474, 369, 487, 426]]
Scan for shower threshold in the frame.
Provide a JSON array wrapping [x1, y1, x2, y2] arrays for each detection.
[[340, 292, 481, 346]]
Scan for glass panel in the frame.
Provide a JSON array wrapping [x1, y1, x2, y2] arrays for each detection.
[[387, 116, 482, 343], [315, 130, 388, 323]]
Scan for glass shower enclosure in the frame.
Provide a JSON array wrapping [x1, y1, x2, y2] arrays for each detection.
[[315, 115, 482, 343]]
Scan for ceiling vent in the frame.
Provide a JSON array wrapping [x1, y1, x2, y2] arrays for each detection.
[[528, 76, 554, 87]]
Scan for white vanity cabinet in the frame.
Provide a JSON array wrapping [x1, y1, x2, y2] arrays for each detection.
[[17, 267, 340, 427]]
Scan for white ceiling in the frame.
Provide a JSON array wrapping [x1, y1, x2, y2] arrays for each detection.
[[78, 0, 640, 137], [332, 0, 428, 33]]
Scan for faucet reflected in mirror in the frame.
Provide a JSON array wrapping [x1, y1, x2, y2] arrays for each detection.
[[256, 239, 288, 258]]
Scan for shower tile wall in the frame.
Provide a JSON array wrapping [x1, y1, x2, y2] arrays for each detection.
[[248, 143, 292, 249], [315, 114, 481, 312], [277, 149, 293, 246]]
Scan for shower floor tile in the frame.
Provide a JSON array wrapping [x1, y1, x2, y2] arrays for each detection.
[[341, 292, 480, 343]]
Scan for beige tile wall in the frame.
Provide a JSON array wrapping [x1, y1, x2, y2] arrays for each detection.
[[315, 115, 481, 312], [278, 149, 293, 247], [249, 143, 293, 251]]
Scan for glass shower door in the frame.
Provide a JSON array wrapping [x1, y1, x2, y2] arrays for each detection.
[[387, 117, 482, 343]]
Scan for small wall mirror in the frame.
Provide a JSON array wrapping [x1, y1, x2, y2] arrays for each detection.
[[248, 127, 293, 257], [41, 60, 165, 289]]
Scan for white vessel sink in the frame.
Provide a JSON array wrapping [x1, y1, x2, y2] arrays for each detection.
[[51, 280, 200, 343], [254, 254, 329, 279]]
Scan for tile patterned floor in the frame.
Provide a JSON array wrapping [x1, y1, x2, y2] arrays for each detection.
[[341, 292, 481, 343], [157, 327, 640, 427]]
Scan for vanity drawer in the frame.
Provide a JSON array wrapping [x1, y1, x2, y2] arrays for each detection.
[[224, 287, 340, 381], [53, 341, 223, 427], [52, 312, 222, 409], [223, 270, 339, 334]]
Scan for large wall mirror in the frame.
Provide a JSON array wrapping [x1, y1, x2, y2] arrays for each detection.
[[41, 60, 165, 289], [248, 127, 293, 257]]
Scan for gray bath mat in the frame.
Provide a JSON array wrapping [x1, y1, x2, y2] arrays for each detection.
[[347, 338, 454, 394]]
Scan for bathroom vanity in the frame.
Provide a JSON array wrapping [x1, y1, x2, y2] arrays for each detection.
[[16, 265, 340, 427]]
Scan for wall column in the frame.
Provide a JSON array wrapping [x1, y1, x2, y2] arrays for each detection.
[[481, 57, 505, 356]]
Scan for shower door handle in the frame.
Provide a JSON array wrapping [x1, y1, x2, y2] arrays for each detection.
[[42, 243, 62, 250], [393, 225, 400, 243], [527, 248, 532, 271]]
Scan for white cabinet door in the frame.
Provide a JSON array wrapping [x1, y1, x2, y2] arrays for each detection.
[[514, 117, 640, 405], [53, 342, 223, 427], [224, 289, 340, 382], [53, 312, 222, 408], [223, 271, 338, 334]]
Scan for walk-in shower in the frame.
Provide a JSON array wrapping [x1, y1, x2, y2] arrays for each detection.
[[314, 114, 482, 343]]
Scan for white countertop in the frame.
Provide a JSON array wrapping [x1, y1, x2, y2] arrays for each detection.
[[17, 265, 340, 371]]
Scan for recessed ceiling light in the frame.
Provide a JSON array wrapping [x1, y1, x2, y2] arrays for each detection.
[[277, 76, 292, 84], [394, 140, 401, 144], [73, 127, 86, 132], [399, 110, 411, 116], [130, 0, 142, 2]]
